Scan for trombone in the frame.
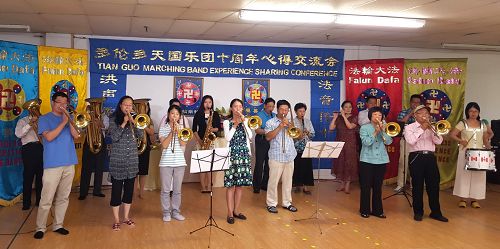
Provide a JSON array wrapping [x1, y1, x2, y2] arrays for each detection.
[[425, 119, 451, 136], [281, 110, 302, 153], [169, 117, 193, 153], [63, 105, 90, 135], [376, 119, 400, 144]]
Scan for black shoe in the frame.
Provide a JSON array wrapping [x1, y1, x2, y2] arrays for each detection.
[[371, 213, 386, 219], [78, 195, 86, 200], [253, 189, 260, 194], [34, 231, 44, 239], [360, 213, 369, 218], [22, 205, 30, 211], [282, 205, 298, 212], [233, 212, 247, 220], [227, 216, 235, 224], [414, 214, 423, 221], [54, 228, 69, 235], [267, 206, 278, 213], [93, 193, 106, 197], [429, 214, 448, 222]]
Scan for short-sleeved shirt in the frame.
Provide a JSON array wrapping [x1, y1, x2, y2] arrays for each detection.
[[265, 117, 297, 163], [38, 112, 78, 169], [158, 123, 186, 167], [397, 108, 416, 124], [257, 110, 276, 129]]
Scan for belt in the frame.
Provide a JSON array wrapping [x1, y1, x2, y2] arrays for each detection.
[[411, 150, 434, 155]]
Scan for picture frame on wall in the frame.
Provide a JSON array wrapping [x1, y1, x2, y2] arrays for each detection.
[[242, 79, 270, 116], [174, 76, 203, 116]]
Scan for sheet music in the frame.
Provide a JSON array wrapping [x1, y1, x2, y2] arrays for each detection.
[[302, 141, 345, 159], [190, 147, 231, 173]]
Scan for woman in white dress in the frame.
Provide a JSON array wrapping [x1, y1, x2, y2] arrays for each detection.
[[449, 102, 494, 208]]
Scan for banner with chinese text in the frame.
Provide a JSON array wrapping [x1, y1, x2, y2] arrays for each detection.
[[0, 41, 38, 206], [345, 59, 404, 179], [38, 46, 88, 184], [311, 79, 341, 169], [242, 79, 270, 116], [404, 58, 467, 187], [174, 76, 203, 116]]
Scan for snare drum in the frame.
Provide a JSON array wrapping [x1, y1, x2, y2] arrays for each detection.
[[465, 148, 496, 171]]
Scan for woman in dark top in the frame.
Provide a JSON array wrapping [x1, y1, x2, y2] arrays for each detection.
[[108, 96, 143, 231], [192, 95, 221, 193], [136, 102, 155, 199]]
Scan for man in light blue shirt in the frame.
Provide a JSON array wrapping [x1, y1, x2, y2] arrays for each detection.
[[264, 100, 298, 213], [34, 92, 79, 239], [253, 98, 275, 193]]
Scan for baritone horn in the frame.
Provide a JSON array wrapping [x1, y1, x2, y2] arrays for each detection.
[[247, 115, 262, 130], [22, 98, 42, 142], [133, 98, 152, 154]]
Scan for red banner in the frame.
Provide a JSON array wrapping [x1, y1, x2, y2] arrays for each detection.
[[345, 59, 404, 179]]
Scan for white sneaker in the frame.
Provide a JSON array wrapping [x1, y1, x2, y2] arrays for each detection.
[[162, 215, 171, 222], [394, 186, 403, 192], [172, 212, 185, 221]]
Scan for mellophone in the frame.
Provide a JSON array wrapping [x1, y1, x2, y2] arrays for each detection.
[[465, 148, 497, 171]]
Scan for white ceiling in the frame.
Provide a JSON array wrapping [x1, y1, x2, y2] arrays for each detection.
[[1, 0, 500, 48]]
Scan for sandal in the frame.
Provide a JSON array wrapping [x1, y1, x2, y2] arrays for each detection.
[[123, 219, 135, 226], [282, 205, 298, 212], [471, 201, 481, 208], [458, 200, 467, 208], [303, 189, 312, 195], [112, 223, 120, 231]]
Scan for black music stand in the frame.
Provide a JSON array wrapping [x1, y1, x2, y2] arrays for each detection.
[[383, 123, 412, 207], [189, 148, 234, 248], [295, 141, 344, 234]]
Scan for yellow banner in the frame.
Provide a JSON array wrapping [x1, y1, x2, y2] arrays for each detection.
[[38, 46, 88, 184], [404, 58, 467, 187]]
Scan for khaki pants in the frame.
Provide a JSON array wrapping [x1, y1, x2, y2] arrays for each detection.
[[266, 159, 294, 207], [36, 165, 75, 232]]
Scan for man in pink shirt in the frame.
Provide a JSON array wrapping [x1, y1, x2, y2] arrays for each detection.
[[404, 105, 448, 222]]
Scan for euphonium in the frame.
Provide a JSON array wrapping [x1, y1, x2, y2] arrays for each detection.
[[201, 111, 216, 150], [22, 98, 42, 142], [385, 122, 401, 137], [84, 97, 106, 154], [247, 115, 262, 130], [133, 98, 152, 155]]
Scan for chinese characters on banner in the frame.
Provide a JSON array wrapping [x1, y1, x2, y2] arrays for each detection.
[[404, 58, 467, 186], [345, 59, 404, 179], [242, 79, 270, 116], [89, 38, 344, 81], [310, 79, 341, 169], [90, 73, 126, 114], [0, 41, 38, 206], [174, 77, 203, 116]]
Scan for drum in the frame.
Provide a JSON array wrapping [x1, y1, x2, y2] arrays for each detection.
[[465, 148, 496, 171]]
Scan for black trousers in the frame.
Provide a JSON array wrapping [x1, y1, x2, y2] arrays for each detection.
[[80, 137, 105, 197], [21, 142, 43, 208], [409, 152, 442, 216], [253, 135, 270, 190], [110, 177, 135, 207], [293, 153, 314, 187], [359, 162, 386, 215]]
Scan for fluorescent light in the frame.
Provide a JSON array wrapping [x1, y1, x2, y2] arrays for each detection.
[[335, 14, 425, 28], [441, 43, 500, 51], [239, 10, 335, 24], [0, 24, 31, 32]]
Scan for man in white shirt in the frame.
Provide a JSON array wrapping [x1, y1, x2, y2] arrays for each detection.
[[358, 96, 378, 126]]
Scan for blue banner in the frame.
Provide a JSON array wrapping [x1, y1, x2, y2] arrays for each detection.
[[310, 79, 341, 169], [89, 38, 344, 80], [0, 41, 38, 206], [90, 72, 127, 113], [242, 78, 270, 115]]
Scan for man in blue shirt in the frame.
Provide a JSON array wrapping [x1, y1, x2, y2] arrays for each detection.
[[34, 92, 79, 239], [394, 94, 421, 192], [253, 98, 275, 193], [265, 100, 298, 213]]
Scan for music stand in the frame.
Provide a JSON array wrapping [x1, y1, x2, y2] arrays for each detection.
[[383, 124, 412, 207], [295, 141, 344, 234], [189, 148, 234, 248]]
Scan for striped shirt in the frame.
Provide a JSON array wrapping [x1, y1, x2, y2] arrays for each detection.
[[159, 122, 186, 167], [265, 117, 297, 163]]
